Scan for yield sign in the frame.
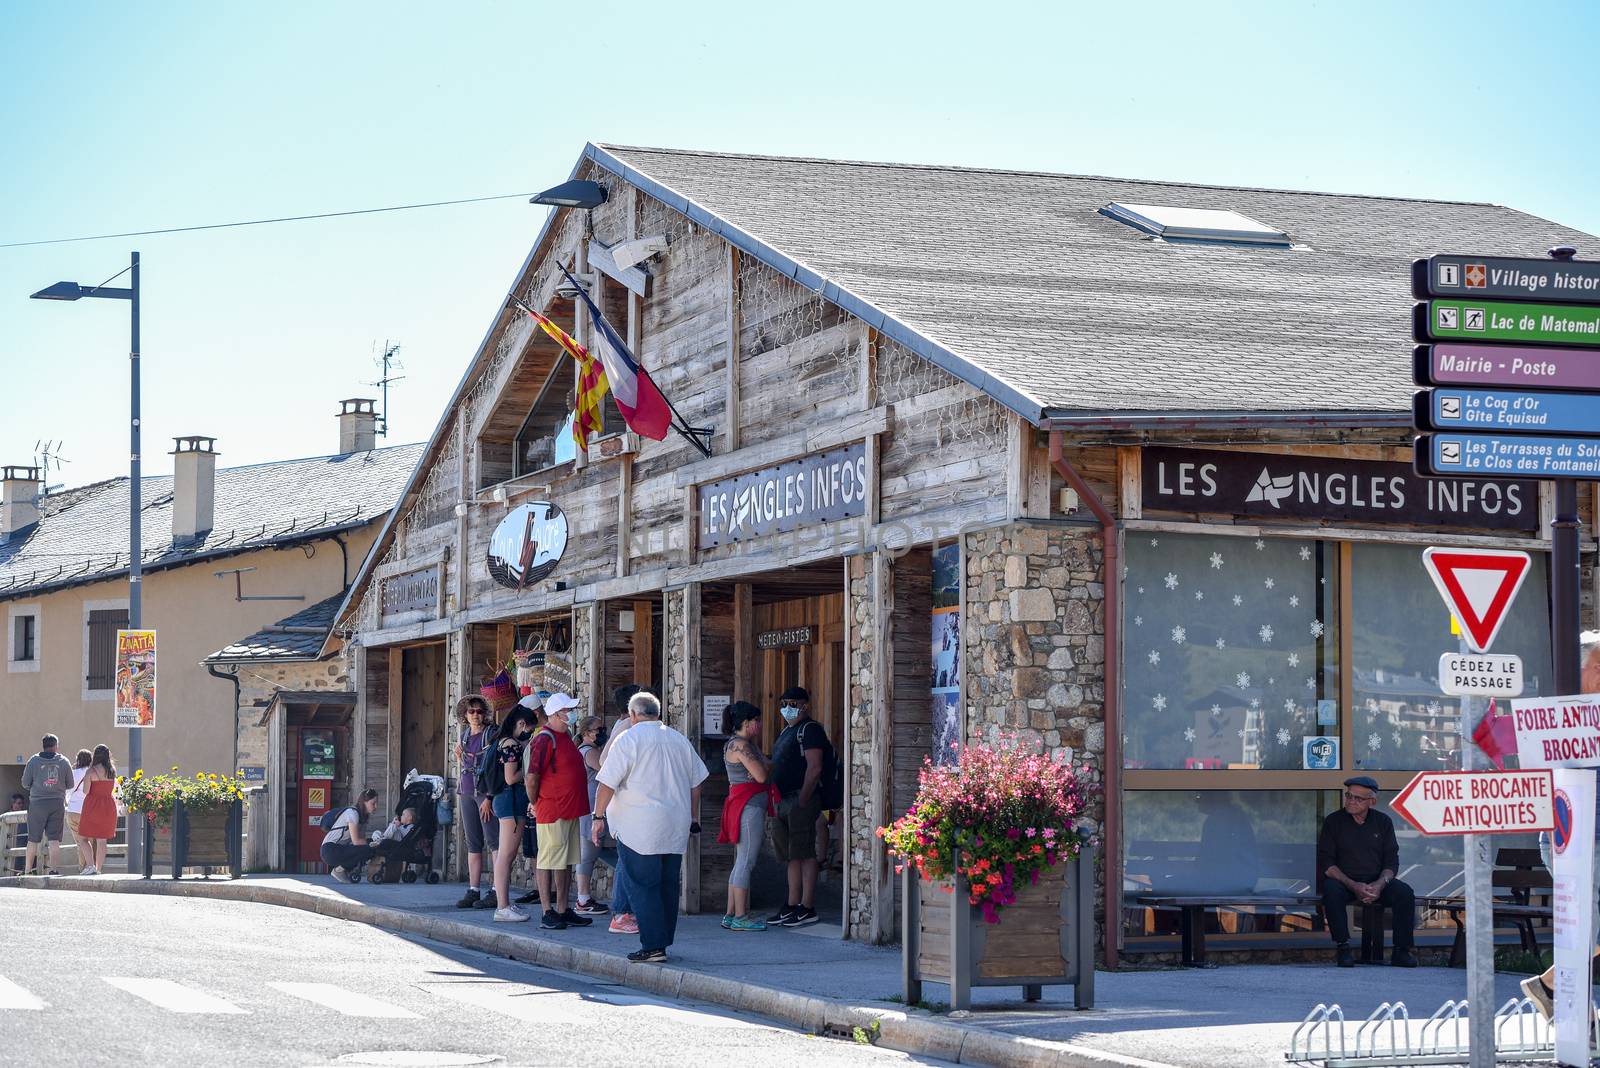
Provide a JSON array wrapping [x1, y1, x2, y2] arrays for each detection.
[[1421, 547, 1532, 654]]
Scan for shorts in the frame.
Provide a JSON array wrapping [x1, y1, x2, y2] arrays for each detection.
[[64, 811, 82, 843], [461, 796, 495, 854], [492, 785, 529, 822], [537, 818, 581, 869], [772, 793, 822, 862], [27, 800, 64, 844]]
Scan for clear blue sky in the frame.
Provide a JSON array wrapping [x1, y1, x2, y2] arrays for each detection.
[[2, 1, 1596, 486]]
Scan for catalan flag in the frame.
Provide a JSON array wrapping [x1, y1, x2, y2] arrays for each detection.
[[527, 308, 608, 451]]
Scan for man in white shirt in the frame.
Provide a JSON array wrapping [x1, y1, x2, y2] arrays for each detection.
[[592, 691, 707, 963]]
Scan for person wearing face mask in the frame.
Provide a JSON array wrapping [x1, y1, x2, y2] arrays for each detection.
[[572, 715, 611, 915], [766, 686, 832, 927], [489, 705, 541, 922], [524, 693, 593, 931]]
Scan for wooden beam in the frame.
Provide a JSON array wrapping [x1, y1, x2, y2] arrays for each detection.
[[1006, 413, 1028, 520], [681, 583, 703, 913], [573, 242, 590, 472], [587, 238, 649, 297], [725, 246, 742, 453], [869, 550, 895, 943], [673, 405, 891, 488], [1025, 429, 1051, 519], [732, 582, 754, 704], [861, 327, 877, 411], [456, 415, 470, 613], [616, 453, 633, 579], [1118, 446, 1142, 520], [632, 598, 653, 687]]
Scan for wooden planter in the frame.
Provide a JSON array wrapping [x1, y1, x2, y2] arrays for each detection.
[[903, 846, 1095, 1010], [143, 798, 242, 880]]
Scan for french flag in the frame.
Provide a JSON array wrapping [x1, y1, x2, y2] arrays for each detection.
[[562, 267, 673, 441]]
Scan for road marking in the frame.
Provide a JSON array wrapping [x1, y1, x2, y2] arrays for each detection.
[[267, 981, 418, 1018], [102, 977, 248, 1014], [584, 992, 768, 1030], [0, 976, 46, 1010], [420, 980, 588, 1024]]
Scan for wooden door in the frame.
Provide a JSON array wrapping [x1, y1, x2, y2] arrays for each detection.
[[756, 593, 845, 753], [400, 643, 447, 778]]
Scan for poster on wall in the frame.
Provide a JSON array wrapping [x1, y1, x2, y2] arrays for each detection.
[[113, 629, 157, 729], [931, 543, 961, 766]]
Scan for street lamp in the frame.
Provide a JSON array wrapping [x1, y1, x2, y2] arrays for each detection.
[[30, 251, 143, 867]]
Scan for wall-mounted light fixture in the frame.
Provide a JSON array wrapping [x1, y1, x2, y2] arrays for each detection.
[[454, 486, 510, 518]]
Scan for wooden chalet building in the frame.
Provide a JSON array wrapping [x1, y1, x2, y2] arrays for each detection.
[[330, 144, 1596, 963]]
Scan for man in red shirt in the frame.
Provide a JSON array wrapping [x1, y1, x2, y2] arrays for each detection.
[[525, 693, 594, 930]]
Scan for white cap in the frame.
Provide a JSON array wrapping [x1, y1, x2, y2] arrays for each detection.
[[545, 693, 579, 715], [517, 692, 543, 711]]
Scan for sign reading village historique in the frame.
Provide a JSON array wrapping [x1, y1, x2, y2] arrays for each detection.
[[1141, 447, 1538, 531]]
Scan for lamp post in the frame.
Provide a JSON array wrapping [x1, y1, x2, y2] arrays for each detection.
[[31, 251, 143, 867]]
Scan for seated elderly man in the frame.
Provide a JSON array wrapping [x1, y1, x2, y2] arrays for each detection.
[[1317, 775, 1417, 968]]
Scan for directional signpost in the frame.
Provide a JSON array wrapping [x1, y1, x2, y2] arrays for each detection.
[[1390, 769, 1554, 836], [1413, 249, 1596, 1067]]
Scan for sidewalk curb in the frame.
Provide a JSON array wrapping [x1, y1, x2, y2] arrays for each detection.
[[0, 876, 1175, 1068]]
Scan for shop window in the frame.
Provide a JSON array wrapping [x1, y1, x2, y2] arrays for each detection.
[[1123, 533, 1338, 770], [1349, 543, 1551, 772]]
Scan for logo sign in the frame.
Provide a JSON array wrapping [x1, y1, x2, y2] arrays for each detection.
[[1414, 343, 1600, 392], [1414, 254, 1600, 304], [486, 502, 569, 591], [1418, 431, 1600, 479], [114, 629, 157, 729], [1302, 735, 1339, 770], [1416, 387, 1600, 436], [1438, 652, 1523, 697], [1389, 769, 1554, 836], [1508, 693, 1600, 768], [1420, 547, 1531, 653], [1140, 447, 1536, 531], [697, 443, 868, 549], [1416, 299, 1600, 348], [756, 626, 815, 650]]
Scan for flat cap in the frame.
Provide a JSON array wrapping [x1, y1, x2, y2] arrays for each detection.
[[1343, 775, 1380, 793]]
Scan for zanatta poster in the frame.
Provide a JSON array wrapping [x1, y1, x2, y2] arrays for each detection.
[[114, 629, 157, 729]]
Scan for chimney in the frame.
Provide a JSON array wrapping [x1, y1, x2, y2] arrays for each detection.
[[1, 465, 41, 539], [339, 398, 378, 455], [170, 436, 218, 541]]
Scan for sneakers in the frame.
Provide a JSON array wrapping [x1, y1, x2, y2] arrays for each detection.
[[782, 907, 820, 928], [720, 914, 733, 930], [573, 898, 610, 916], [78, 866, 98, 877], [728, 916, 768, 932], [766, 905, 797, 925], [473, 891, 498, 909], [330, 867, 351, 884], [561, 909, 594, 927], [456, 888, 481, 909], [1391, 949, 1418, 968], [609, 913, 639, 934], [45, 869, 60, 877], [628, 947, 667, 964], [493, 906, 530, 923], [540, 909, 568, 930], [514, 890, 539, 905], [1521, 974, 1554, 1020]]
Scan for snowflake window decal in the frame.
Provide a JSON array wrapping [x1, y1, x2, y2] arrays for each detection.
[[1287, 652, 1300, 667], [1209, 552, 1225, 570], [1170, 626, 1187, 645], [1259, 624, 1275, 643], [1276, 728, 1292, 747], [1164, 572, 1180, 590], [1184, 727, 1197, 742], [1235, 672, 1251, 689], [1215, 637, 1227, 650], [1264, 577, 1276, 590], [1299, 546, 1312, 561], [1310, 619, 1325, 638], [1147, 649, 1161, 666], [1152, 693, 1168, 712]]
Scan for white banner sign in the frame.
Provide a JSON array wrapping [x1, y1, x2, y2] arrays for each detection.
[[1551, 768, 1596, 1066], [1509, 693, 1600, 768], [1437, 652, 1523, 698]]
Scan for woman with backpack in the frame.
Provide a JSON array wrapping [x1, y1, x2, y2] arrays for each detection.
[[321, 788, 380, 882], [453, 696, 499, 909], [488, 704, 541, 922]]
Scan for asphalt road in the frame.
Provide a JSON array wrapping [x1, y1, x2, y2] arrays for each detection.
[[0, 888, 950, 1067]]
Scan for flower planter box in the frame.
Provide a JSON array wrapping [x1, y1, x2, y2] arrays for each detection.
[[902, 846, 1095, 1010], [143, 798, 242, 879]]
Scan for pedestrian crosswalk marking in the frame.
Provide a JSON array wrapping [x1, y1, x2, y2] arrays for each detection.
[[420, 979, 588, 1024], [0, 976, 45, 1011], [268, 981, 418, 1018], [102, 977, 248, 1014]]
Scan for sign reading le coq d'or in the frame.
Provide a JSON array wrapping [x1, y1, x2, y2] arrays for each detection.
[[1141, 447, 1537, 531], [698, 443, 868, 548]]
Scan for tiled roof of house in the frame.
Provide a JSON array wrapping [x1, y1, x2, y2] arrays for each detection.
[[204, 592, 345, 663], [0, 443, 424, 601], [594, 144, 1595, 420]]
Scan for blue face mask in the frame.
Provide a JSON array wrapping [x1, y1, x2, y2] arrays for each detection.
[[567, 711, 580, 729], [779, 705, 800, 723]]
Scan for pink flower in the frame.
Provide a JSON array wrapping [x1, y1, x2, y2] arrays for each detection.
[[1025, 827, 1037, 838]]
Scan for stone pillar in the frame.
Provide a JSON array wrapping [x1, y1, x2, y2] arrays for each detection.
[[961, 521, 1108, 954], [845, 552, 889, 943], [662, 584, 703, 911], [570, 602, 601, 714]]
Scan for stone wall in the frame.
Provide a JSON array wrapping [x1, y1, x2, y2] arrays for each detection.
[[570, 602, 598, 716], [662, 587, 689, 733], [961, 521, 1108, 953], [844, 552, 879, 942], [232, 655, 353, 775]]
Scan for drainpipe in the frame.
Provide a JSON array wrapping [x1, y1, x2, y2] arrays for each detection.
[[207, 662, 243, 781], [1048, 431, 1121, 971]]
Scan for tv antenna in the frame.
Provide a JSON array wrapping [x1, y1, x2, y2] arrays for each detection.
[[364, 341, 405, 438], [32, 440, 69, 495]]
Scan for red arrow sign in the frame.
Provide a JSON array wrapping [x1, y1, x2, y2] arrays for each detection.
[[1421, 547, 1532, 653], [1390, 769, 1555, 836]]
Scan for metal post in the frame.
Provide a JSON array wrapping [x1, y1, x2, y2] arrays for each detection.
[[1458, 643, 1494, 1068], [1552, 478, 1582, 693], [126, 251, 143, 869]]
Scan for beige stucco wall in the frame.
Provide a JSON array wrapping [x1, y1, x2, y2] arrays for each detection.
[[0, 526, 378, 788]]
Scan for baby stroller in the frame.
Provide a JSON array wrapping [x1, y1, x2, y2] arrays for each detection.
[[368, 770, 445, 884]]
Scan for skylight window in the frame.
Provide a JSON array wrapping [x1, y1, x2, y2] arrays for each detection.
[[1101, 202, 1290, 246]]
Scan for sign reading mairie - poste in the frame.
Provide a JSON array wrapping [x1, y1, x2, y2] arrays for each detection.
[[698, 443, 868, 548], [1141, 447, 1537, 531]]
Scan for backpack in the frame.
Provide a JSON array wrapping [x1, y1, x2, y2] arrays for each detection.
[[318, 806, 355, 832], [802, 721, 845, 810], [469, 725, 502, 798]]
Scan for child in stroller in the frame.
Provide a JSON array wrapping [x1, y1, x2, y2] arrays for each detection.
[[365, 772, 444, 884]]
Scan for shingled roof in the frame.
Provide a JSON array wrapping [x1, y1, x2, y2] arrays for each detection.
[[0, 444, 424, 602], [204, 592, 345, 663], [591, 144, 1596, 422]]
